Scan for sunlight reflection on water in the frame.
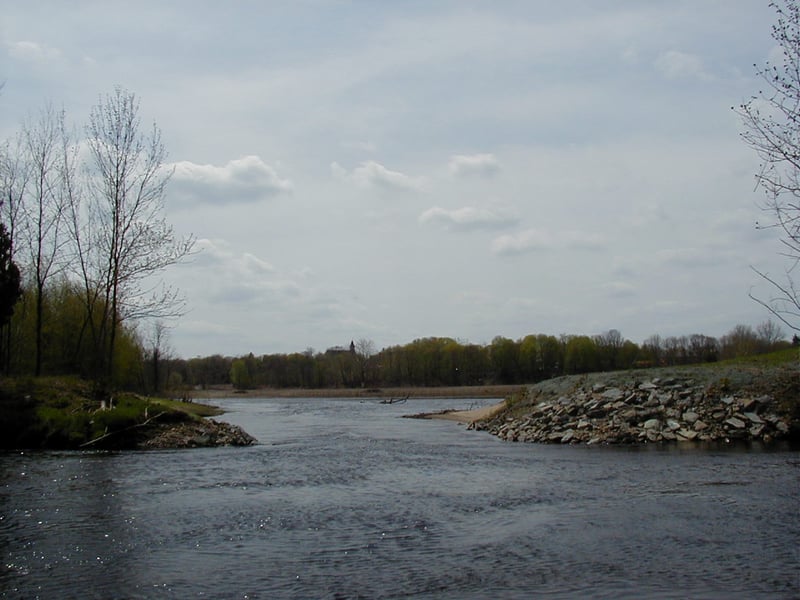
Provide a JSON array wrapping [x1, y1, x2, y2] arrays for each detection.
[[1, 396, 798, 599]]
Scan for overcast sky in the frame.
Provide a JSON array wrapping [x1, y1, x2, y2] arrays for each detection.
[[1, 1, 788, 358]]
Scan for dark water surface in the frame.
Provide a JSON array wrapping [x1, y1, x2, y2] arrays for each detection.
[[1, 396, 798, 599]]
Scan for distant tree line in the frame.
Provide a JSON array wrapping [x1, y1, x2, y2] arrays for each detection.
[[164, 323, 794, 393]]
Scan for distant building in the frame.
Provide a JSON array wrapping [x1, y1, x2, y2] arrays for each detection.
[[325, 340, 356, 355]]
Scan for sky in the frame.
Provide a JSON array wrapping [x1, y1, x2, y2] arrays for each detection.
[[0, 1, 790, 358]]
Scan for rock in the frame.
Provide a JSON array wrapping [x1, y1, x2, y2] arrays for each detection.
[[725, 417, 746, 429], [682, 411, 700, 424], [474, 364, 798, 446], [138, 419, 257, 450], [743, 412, 763, 424], [602, 388, 624, 401]]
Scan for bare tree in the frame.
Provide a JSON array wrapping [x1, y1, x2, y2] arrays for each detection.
[[354, 338, 377, 387], [145, 320, 172, 394], [0, 135, 28, 256], [737, 0, 800, 331], [81, 87, 195, 382], [19, 103, 72, 375], [756, 318, 786, 348]]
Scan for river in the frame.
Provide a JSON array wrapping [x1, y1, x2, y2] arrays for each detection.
[[1, 396, 798, 599]]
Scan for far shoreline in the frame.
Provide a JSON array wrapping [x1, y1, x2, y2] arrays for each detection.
[[189, 384, 524, 400]]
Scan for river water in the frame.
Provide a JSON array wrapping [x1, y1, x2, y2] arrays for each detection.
[[1, 396, 798, 599]]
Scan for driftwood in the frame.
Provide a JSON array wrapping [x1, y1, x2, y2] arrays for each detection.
[[79, 411, 167, 448], [379, 395, 409, 405]]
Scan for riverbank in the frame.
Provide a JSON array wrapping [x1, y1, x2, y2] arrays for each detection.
[[190, 384, 524, 399], [0, 377, 255, 451], [468, 360, 799, 445]]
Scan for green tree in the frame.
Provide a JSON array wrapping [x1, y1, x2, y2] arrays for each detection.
[[490, 336, 520, 383], [536, 334, 563, 378], [230, 358, 252, 390], [563, 335, 599, 374]]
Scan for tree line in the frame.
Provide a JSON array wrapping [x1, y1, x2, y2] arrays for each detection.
[[0, 87, 194, 392], [163, 323, 794, 392]]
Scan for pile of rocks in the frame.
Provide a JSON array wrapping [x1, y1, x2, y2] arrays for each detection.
[[471, 375, 792, 445], [138, 419, 257, 449]]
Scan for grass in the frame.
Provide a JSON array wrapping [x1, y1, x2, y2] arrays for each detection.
[[0, 376, 224, 450], [716, 346, 799, 367]]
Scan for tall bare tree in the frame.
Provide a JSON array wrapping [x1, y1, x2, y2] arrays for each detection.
[[19, 104, 75, 374], [81, 87, 194, 383], [738, 0, 800, 331]]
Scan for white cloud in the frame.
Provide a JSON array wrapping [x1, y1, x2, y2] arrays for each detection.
[[192, 238, 274, 275], [168, 155, 292, 206], [1, 2, 776, 356], [7, 40, 61, 62], [182, 239, 301, 308], [419, 206, 517, 231], [448, 153, 501, 177], [492, 229, 607, 256], [654, 50, 709, 80], [331, 161, 423, 192]]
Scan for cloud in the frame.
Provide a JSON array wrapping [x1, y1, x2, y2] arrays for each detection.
[[654, 50, 709, 80], [331, 160, 423, 192], [448, 153, 501, 177], [419, 205, 518, 231], [6, 40, 61, 62], [192, 238, 275, 274], [184, 239, 304, 307], [492, 228, 606, 255], [168, 155, 292, 206]]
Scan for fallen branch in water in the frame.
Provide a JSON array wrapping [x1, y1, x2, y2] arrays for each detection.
[[379, 395, 409, 404]]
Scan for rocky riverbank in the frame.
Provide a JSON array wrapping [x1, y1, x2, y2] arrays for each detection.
[[135, 419, 256, 449], [470, 362, 799, 445]]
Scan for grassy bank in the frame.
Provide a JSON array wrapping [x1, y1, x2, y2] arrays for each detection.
[[0, 376, 224, 450]]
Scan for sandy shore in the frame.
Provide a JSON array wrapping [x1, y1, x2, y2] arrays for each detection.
[[403, 400, 508, 424]]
